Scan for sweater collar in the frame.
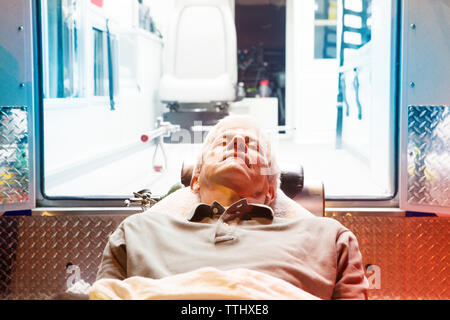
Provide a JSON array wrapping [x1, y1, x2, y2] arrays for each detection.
[[187, 198, 274, 222]]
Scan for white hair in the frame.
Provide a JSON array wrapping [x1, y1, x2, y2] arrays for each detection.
[[193, 115, 280, 199]]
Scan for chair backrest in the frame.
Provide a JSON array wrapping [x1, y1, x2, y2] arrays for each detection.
[[159, 0, 237, 104]]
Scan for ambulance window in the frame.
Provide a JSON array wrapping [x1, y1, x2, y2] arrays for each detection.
[[314, 0, 337, 59], [93, 28, 107, 96], [38, 0, 396, 203], [43, 0, 82, 98], [93, 27, 119, 98]]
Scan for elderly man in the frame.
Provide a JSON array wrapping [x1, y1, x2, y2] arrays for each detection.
[[96, 115, 368, 300]]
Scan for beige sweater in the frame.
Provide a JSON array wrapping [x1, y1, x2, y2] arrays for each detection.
[[96, 188, 368, 300]]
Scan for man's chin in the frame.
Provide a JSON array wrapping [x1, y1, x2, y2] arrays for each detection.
[[211, 167, 252, 190], [217, 160, 251, 177]]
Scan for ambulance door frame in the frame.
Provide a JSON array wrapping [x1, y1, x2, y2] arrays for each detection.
[[0, 0, 36, 213], [33, 0, 402, 215]]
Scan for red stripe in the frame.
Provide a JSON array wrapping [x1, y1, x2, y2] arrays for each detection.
[[91, 0, 103, 7]]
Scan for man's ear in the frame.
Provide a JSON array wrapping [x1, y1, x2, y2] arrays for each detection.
[[265, 183, 275, 205], [190, 174, 200, 193]]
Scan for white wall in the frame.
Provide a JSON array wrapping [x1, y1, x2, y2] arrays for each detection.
[[340, 1, 396, 196], [286, 0, 339, 144], [143, 0, 176, 38], [44, 1, 163, 178], [285, 0, 396, 197]]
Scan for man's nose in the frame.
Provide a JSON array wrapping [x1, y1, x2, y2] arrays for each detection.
[[229, 135, 247, 153]]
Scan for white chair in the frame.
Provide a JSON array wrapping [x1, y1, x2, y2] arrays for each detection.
[[159, 0, 237, 107]]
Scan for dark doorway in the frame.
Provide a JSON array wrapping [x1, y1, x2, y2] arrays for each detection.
[[235, 0, 286, 127]]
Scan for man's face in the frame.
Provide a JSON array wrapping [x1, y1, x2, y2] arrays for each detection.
[[192, 121, 274, 205]]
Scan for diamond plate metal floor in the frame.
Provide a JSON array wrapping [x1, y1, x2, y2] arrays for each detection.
[[0, 215, 448, 300]]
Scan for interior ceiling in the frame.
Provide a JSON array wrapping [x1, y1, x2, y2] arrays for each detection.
[[236, 0, 286, 6]]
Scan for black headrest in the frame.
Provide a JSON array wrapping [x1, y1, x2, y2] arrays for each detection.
[[280, 167, 304, 198], [180, 163, 304, 199]]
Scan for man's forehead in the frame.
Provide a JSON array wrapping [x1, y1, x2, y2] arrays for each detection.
[[215, 122, 261, 138], [219, 129, 259, 139]]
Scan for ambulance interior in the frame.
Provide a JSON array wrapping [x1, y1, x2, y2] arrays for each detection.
[[35, 0, 395, 201], [0, 0, 449, 300]]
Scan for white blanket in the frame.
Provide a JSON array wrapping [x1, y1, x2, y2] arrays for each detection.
[[89, 267, 320, 300]]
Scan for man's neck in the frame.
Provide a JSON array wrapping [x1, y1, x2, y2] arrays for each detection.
[[199, 184, 242, 207]]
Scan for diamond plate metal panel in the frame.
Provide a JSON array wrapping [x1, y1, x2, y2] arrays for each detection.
[[0, 216, 124, 300], [407, 106, 450, 207], [0, 215, 448, 300], [0, 218, 18, 297], [0, 106, 29, 204], [333, 216, 450, 300]]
